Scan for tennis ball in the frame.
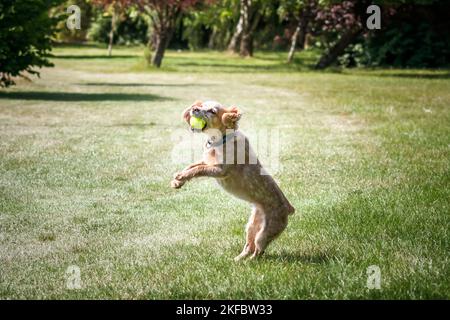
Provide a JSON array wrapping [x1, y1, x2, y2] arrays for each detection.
[[190, 116, 206, 130]]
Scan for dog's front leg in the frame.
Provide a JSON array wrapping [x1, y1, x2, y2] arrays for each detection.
[[171, 165, 226, 189], [183, 161, 205, 171], [171, 161, 205, 189]]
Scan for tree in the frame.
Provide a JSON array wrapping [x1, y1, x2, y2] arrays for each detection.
[[340, 0, 450, 68], [238, 0, 253, 56], [314, 0, 369, 69], [182, 1, 237, 50], [228, 0, 263, 56], [92, 0, 132, 56], [0, 0, 63, 87], [227, 2, 244, 52], [279, 0, 318, 63], [55, 0, 94, 43], [139, 0, 207, 68]]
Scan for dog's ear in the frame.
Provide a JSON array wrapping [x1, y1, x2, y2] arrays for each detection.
[[221, 106, 241, 129], [182, 101, 202, 124]]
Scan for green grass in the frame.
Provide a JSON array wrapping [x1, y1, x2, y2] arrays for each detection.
[[0, 45, 449, 299]]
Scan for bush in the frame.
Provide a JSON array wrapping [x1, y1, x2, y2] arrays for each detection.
[[365, 22, 450, 68], [341, 2, 450, 68], [338, 43, 367, 68], [54, 0, 94, 43], [0, 0, 63, 87], [87, 10, 149, 46]]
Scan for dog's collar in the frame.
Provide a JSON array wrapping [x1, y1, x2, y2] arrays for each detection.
[[206, 132, 236, 148]]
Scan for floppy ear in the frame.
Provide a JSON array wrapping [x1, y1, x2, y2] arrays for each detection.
[[182, 100, 202, 124], [221, 106, 241, 129]]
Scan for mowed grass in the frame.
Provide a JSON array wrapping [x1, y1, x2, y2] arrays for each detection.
[[0, 45, 449, 299]]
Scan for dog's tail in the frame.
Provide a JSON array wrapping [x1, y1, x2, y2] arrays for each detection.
[[286, 202, 295, 215], [280, 189, 295, 215], [277, 188, 295, 215]]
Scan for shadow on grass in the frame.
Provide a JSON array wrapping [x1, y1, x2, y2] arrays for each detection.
[[0, 91, 172, 102], [167, 52, 318, 72], [173, 61, 305, 72], [376, 72, 450, 79], [53, 42, 109, 49], [53, 55, 137, 59], [79, 82, 214, 87]]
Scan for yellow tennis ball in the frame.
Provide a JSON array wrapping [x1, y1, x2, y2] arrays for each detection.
[[190, 116, 206, 130]]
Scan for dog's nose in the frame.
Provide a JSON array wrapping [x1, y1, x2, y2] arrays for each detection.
[[192, 107, 201, 116]]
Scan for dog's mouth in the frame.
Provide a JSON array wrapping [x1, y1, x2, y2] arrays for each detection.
[[190, 117, 208, 133], [191, 122, 207, 132]]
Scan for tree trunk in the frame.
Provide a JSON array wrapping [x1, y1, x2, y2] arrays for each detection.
[[107, 12, 117, 57], [208, 28, 217, 49], [287, 23, 301, 63], [315, 27, 362, 69], [239, 34, 252, 57], [287, 19, 308, 63], [149, 29, 172, 68], [297, 22, 307, 51], [239, 0, 258, 57], [228, 11, 244, 52]]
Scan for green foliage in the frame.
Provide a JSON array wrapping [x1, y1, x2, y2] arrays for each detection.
[[278, 0, 308, 19], [182, 0, 239, 50], [181, 0, 287, 51], [338, 42, 367, 67], [54, 0, 94, 42], [364, 22, 450, 68], [254, 0, 287, 50], [317, 1, 450, 68], [0, 0, 63, 87], [87, 9, 149, 46]]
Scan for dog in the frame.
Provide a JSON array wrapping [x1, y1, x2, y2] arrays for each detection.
[[171, 101, 295, 260]]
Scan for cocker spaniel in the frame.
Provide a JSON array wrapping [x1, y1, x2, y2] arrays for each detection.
[[171, 101, 294, 260]]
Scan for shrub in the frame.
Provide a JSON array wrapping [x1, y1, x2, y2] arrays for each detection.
[[0, 0, 63, 87]]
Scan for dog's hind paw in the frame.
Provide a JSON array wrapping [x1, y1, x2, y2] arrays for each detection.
[[249, 250, 265, 260], [234, 253, 251, 262]]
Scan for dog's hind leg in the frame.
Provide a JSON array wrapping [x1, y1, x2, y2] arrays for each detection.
[[234, 206, 263, 261], [251, 210, 288, 259]]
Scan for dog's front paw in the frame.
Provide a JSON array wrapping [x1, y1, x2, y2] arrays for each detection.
[[173, 171, 186, 181], [170, 178, 185, 189]]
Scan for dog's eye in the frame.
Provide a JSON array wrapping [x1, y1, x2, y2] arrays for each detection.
[[209, 109, 217, 114]]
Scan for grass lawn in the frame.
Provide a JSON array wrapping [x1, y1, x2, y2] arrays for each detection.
[[0, 45, 449, 299]]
